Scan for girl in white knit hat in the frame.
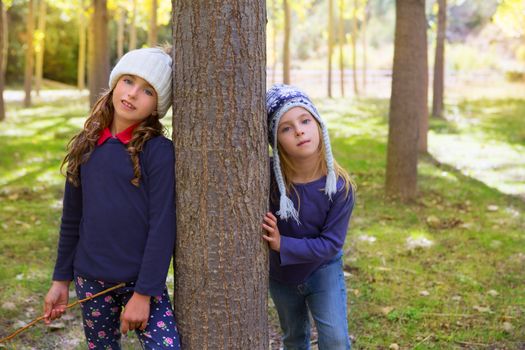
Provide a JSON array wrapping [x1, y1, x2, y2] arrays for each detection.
[[43, 47, 181, 349], [262, 84, 355, 350]]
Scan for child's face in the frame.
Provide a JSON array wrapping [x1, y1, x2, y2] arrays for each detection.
[[112, 75, 158, 127], [277, 107, 320, 161]]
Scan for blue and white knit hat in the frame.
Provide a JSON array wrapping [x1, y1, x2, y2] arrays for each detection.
[[266, 83, 337, 223]]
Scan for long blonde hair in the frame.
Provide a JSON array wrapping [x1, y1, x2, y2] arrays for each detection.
[[62, 89, 165, 187], [276, 121, 355, 199]]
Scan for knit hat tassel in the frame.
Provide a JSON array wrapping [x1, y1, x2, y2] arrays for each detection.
[[325, 168, 337, 199], [276, 194, 300, 224]]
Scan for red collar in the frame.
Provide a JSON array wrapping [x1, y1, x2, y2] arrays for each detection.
[[97, 123, 140, 146]]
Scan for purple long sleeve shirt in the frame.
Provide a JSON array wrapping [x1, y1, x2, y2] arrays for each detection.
[[52, 135, 176, 296], [269, 175, 354, 285]]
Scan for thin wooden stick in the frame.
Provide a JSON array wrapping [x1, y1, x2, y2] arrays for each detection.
[[0, 282, 126, 343]]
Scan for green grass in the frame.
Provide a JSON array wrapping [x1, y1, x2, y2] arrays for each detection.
[[0, 91, 524, 349]]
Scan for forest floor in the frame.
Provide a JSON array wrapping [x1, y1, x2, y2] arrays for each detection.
[[0, 90, 524, 349]]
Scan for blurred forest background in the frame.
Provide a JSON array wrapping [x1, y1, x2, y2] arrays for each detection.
[[0, 0, 524, 349]]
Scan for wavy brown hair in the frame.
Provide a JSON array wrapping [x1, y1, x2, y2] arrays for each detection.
[[62, 89, 165, 187]]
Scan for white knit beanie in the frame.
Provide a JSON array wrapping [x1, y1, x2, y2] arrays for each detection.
[[109, 47, 172, 118]]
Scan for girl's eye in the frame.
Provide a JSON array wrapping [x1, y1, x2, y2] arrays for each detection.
[[123, 78, 133, 85], [280, 126, 291, 133], [302, 118, 311, 124], [144, 89, 154, 96]]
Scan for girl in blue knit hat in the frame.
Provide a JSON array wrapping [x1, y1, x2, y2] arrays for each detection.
[[42, 47, 181, 349], [263, 84, 355, 350]]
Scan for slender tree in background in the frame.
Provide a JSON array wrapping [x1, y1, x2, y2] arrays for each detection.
[[327, 0, 333, 97], [34, 0, 46, 96], [351, 0, 359, 96], [116, 5, 125, 58], [432, 0, 447, 119], [148, 0, 158, 46], [362, 0, 369, 94], [386, 0, 428, 200], [23, 0, 35, 107], [88, 0, 109, 107], [172, 1, 268, 349], [77, 0, 87, 90], [0, 0, 5, 121], [128, 0, 137, 50], [283, 0, 291, 84], [338, 0, 345, 97], [271, 0, 278, 84]]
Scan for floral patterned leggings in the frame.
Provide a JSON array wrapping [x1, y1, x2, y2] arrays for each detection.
[[74, 275, 181, 350]]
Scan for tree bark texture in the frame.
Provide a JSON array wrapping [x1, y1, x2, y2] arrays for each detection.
[[0, 0, 5, 121], [283, 0, 290, 84], [88, 0, 109, 107], [432, 0, 446, 119], [172, 1, 268, 349], [386, 0, 428, 199], [23, 0, 35, 107]]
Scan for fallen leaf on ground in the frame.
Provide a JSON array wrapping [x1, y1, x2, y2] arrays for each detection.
[[389, 344, 399, 350], [420, 290, 430, 296], [502, 322, 513, 332], [381, 306, 394, 315], [487, 290, 499, 297]]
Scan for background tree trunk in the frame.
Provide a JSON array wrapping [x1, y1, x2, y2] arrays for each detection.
[[432, 0, 447, 119], [88, 0, 109, 107], [327, 0, 333, 97], [148, 0, 158, 47], [116, 5, 125, 58], [128, 0, 137, 50], [351, 0, 359, 96], [338, 0, 345, 97], [77, 0, 86, 90], [0, 0, 5, 121], [34, 0, 46, 96], [271, 0, 277, 84], [386, 0, 428, 200], [362, 0, 368, 94], [23, 0, 35, 108], [172, 1, 268, 349], [283, 0, 291, 84]]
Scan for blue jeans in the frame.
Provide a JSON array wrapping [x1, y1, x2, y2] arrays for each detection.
[[269, 257, 351, 350]]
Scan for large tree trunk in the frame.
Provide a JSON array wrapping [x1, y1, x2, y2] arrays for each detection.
[[34, 0, 46, 96], [362, 0, 368, 94], [172, 1, 268, 349], [327, 0, 333, 97], [0, 0, 5, 121], [77, 0, 86, 90], [351, 0, 359, 96], [23, 0, 35, 108], [88, 0, 109, 107], [386, 0, 428, 200], [283, 0, 291, 84], [116, 5, 125, 58], [128, 0, 137, 50], [147, 0, 158, 47], [432, 0, 446, 119], [338, 0, 345, 97]]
